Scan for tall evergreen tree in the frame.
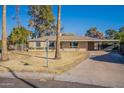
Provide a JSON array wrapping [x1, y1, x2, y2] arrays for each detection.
[[28, 5, 55, 37]]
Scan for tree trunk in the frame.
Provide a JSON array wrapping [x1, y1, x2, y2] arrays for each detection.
[[1, 5, 9, 61], [55, 5, 61, 59]]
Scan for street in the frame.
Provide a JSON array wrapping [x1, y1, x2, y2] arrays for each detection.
[[0, 78, 105, 88]]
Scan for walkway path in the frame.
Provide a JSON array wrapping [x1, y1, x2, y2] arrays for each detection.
[[55, 51, 124, 87]]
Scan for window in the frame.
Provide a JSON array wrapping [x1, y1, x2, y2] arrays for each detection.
[[36, 42, 41, 47], [49, 41, 55, 48], [70, 42, 78, 48]]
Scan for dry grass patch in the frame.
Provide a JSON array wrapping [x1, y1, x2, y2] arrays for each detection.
[[0, 51, 89, 74]]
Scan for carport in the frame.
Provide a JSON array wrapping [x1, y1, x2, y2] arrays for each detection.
[[88, 39, 120, 51]]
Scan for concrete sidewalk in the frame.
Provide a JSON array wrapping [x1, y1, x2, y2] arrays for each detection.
[[0, 72, 55, 81], [0, 78, 105, 88]]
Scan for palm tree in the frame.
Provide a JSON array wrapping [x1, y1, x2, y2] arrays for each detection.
[[1, 5, 9, 61], [55, 5, 61, 59]]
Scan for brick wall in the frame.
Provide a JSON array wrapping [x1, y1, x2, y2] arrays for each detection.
[[61, 42, 70, 48], [29, 41, 88, 50], [78, 42, 88, 50], [29, 42, 35, 48]]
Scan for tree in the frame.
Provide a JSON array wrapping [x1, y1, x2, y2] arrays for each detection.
[[8, 27, 32, 50], [97, 32, 104, 39], [115, 32, 124, 43], [85, 27, 104, 39], [55, 5, 61, 59], [119, 27, 124, 32], [115, 27, 124, 43], [62, 32, 76, 36], [12, 6, 21, 27], [15, 5, 21, 27], [28, 5, 55, 37], [1, 5, 9, 61], [46, 26, 64, 36], [105, 29, 117, 39]]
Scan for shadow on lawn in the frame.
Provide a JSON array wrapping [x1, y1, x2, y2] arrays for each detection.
[[90, 52, 124, 64], [0, 65, 38, 88]]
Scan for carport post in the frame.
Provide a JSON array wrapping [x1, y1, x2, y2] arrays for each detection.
[[116, 41, 120, 52], [113, 42, 115, 49], [98, 42, 102, 50], [98, 42, 100, 50]]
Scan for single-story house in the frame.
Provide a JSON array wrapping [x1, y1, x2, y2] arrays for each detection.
[[28, 36, 120, 51]]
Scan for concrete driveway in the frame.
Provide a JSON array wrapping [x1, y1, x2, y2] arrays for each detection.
[[55, 51, 124, 87]]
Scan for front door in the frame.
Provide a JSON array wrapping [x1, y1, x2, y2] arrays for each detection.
[[88, 42, 95, 50]]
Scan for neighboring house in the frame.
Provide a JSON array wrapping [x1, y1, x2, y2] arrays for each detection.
[[28, 36, 120, 51]]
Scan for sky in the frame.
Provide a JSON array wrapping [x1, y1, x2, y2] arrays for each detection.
[[0, 5, 124, 39]]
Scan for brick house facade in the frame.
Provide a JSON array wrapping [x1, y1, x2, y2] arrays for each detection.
[[28, 36, 119, 51]]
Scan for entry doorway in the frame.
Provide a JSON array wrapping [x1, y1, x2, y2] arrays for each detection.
[[88, 42, 95, 50]]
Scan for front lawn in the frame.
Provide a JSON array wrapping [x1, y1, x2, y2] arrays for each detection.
[[0, 51, 89, 74]]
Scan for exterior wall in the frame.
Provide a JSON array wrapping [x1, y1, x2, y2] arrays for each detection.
[[60, 48, 87, 51], [40, 42, 46, 48], [60, 41, 88, 51], [28, 41, 46, 49], [29, 42, 36, 48], [78, 42, 88, 50], [28, 41, 88, 51], [28, 48, 87, 52], [61, 41, 88, 49], [28, 41, 119, 51], [61, 42, 70, 48]]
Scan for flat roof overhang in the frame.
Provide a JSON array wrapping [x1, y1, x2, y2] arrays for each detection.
[[84, 40, 120, 42], [28, 39, 120, 42]]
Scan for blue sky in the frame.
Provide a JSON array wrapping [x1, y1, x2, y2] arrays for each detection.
[[0, 5, 124, 39]]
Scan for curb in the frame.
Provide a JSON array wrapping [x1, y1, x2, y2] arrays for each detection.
[[0, 72, 56, 80]]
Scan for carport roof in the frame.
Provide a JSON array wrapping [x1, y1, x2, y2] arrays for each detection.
[[28, 36, 120, 42]]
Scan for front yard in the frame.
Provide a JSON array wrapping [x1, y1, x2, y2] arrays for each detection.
[[0, 51, 89, 74]]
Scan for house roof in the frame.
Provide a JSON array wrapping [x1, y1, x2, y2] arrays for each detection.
[[28, 36, 120, 42]]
